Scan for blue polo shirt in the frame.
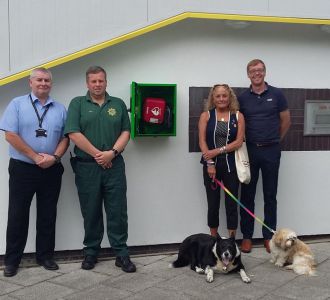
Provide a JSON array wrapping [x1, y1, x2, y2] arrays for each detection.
[[238, 84, 288, 144], [0, 93, 67, 164]]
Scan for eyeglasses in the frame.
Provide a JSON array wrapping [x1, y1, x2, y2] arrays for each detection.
[[248, 68, 265, 75]]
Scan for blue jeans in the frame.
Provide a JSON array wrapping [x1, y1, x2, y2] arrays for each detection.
[[240, 143, 281, 240]]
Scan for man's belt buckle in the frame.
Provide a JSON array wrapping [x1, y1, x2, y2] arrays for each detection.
[[256, 142, 276, 147]]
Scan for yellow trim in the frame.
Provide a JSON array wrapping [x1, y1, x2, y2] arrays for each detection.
[[1, 12, 330, 86]]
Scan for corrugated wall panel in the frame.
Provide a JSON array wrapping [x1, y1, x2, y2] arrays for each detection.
[[269, 0, 330, 19], [1, 0, 330, 79], [8, 0, 148, 75], [0, 0, 9, 77], [182, 0, 268, 15]]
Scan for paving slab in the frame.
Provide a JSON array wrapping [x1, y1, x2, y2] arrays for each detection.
[[160, 254, 178, 263], [211, 280, 276, 300], [290, 268, 330, 289], [64, 284, 132, 300], [102, 272, 167, 293], [244, 247, 271, 261], [131, 254, 168, 266], [270, 282, 330, 300], [9, 281, 75, 300], [248, 263, 298, 285], [155, 272, 229, 298], [261, 294, 292, 300], [0, 280, 22, 296], [0, 267, 61, 286], [49, 269, 109, 290], [139, 258, 189, 279], [0, 295, 17, 300], [88, 260, 126, 277], [309, 242, 330, 254], [0, 241, 329, 300], [55, 262, 81, 274], [239, 255, 268, 272], [316, 258, 330, 273], [125, 286, 193, 300]]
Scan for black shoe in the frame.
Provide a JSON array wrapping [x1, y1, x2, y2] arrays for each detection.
[[81, 255, 97, 270], [37, 259, 59, 270], [3, 265, 18, 277], [115, 256, 136, 273]]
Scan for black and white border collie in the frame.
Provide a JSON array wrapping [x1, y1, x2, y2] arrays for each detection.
[[170, 233, 251, 283]]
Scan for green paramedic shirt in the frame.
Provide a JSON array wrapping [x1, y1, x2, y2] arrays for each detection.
[[64, 92, 131, 159]]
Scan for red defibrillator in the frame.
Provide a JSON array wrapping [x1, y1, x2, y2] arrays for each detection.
[[142, 97, 166, 124]]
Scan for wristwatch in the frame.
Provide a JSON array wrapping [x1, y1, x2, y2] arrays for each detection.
[[111, 148, 119, 156], [53, 154, 61, 164]]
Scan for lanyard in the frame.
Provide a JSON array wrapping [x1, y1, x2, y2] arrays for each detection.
[[29, 94, 50, 128]]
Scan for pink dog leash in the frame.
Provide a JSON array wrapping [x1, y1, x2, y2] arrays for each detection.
[[212, 178, 276, 234]]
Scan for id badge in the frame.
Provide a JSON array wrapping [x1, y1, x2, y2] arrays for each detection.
[[35, 128, 47, 137]]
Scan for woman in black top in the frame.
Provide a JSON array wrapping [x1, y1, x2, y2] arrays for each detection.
[[198, 84, 245, 238]]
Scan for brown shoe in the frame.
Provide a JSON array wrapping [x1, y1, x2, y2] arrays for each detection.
[[241, 239, 252, 253], [264, 240, 271, 253]]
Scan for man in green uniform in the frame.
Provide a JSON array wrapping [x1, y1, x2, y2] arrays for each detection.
[[64, 66, 136, 272]]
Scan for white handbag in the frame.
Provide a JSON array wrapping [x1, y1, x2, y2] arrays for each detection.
[[235, 112, 251, 184]]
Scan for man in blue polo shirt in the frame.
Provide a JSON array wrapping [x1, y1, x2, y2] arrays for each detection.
[[238, 59, 291, 253], [0, 68, 69, 277]]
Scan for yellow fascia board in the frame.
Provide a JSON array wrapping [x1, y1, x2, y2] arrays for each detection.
[[1, 12, 330, 86]]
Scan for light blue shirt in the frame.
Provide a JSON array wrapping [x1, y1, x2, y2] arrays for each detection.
[[0, 93, 67, 164]]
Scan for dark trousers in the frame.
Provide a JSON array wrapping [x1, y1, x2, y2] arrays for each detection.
[[74, 157, 128, 258], [240, 143, 281, 240], [203, 158, 239, 230], [5, 159, 64, 266]]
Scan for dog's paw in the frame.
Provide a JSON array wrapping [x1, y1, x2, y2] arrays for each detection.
[[270, 258, 275, 264], [284, 264, 293, 270], [195, 266, 204, 274], [206, 273, 214, 283], [275, 261, 284, 267], [242, 275, 251, 283], [240, 269, 251, 283], [205, 267, 214, 283]]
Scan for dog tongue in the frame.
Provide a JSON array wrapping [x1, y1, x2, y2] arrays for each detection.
[[223, 258, 230, 266]]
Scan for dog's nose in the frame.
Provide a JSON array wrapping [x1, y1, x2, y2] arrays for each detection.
[[224, 252, 229, 257]]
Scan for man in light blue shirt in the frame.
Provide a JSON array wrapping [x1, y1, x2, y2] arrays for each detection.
[[0, 68, 69, 277]]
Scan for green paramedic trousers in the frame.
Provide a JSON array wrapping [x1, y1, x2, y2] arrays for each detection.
[[74, 157, 129, 257]]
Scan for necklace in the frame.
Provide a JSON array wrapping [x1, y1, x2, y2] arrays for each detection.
[[217, 110, 230, 122]]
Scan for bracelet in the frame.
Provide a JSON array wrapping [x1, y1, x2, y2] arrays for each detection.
[[206, 160, 215, 166], [219, 146, 226, 154]]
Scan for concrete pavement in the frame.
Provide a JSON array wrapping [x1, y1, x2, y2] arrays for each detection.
[[1, 240, 330, 300]]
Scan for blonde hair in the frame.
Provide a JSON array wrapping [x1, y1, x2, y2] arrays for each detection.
[[205, 84, 239, 112]]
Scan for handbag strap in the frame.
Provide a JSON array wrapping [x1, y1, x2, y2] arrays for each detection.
[[236, 110, 246, 141]]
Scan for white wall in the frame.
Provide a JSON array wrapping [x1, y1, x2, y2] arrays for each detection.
[[0, 19, 330, 254]]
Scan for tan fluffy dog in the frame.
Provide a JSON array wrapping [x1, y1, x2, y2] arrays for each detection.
[[269, 228, 316, 276]]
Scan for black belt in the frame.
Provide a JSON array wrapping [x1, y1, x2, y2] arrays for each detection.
[[248, 142, 279, 147]]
